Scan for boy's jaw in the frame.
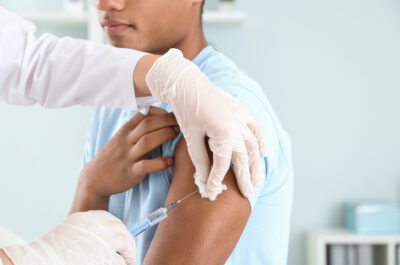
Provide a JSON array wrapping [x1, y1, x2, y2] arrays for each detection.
[[99, 11, 208, 60]]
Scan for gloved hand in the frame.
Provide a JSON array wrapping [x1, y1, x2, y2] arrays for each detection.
[[2, 211, 136, 265], [146, 49, 268, 200]]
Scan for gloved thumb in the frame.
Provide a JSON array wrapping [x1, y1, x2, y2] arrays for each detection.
[[111, 252, 133, 265], [184, 128, 211, 184], [106, 225, 137, 265], [112, 237, 137, 265]]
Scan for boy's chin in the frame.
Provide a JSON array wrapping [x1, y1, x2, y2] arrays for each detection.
[[106, 37, 166, 54], [107, 38, 133, 49]]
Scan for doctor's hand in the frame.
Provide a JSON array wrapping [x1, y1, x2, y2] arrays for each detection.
[[146, 49, 268, 200], [70, 107, 179, 213], [2, 211, 136, 265]]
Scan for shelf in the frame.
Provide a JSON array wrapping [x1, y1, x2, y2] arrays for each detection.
[[203, 11, 246, 23], [307, 228, 400, 265], [20, 10, 246, 25], [309, 228, 400, 244]]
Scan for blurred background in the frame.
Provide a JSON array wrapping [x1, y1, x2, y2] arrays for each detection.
[[0, 0, 399, 264]]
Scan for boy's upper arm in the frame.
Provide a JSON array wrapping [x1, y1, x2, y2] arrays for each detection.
[[143, 138, 251, 265]]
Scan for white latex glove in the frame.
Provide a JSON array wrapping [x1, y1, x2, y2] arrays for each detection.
[[146, 49, 268, 200], [3, 211, 136, 265]]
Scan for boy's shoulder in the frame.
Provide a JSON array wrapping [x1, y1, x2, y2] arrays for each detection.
[[198, 47, 268, 103], [199, 47, 292, 169]]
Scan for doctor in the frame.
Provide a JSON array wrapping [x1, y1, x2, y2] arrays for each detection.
[[0, 6, 267, 265]]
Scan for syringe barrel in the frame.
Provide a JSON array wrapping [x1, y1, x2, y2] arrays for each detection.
[[146, 207, 168, 225], [129, 207, 168, 237], [129, 218, 152, 237]]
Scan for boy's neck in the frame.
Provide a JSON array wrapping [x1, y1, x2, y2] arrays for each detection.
[[151, 6, 208, 60], [173, 27, 208, 61], [153, 23, 208, 61]]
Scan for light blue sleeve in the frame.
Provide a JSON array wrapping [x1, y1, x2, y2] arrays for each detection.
[[219, 82, 283, 210], [81, 110, 99, 168], [218, 81, 293, 265], [81, 124, 94, 167], [247, 158, 268, 209]]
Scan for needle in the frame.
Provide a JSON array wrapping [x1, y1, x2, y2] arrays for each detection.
[[165, 189, 199, 211], [129, 189, 200, 237]]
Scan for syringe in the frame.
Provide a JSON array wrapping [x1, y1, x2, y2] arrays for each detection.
[[129, 190, 199, 237]]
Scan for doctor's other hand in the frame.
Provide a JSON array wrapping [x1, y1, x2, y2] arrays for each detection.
[[146, 49, 268, 200], [1, 211, 136, 265], [70, 107, 179, 213]]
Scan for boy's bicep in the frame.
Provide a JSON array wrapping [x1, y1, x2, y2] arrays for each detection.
[[143, 138, 251, 265]]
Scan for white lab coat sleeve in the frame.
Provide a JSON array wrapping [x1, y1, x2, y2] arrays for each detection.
[[0, 7, 151, 110]]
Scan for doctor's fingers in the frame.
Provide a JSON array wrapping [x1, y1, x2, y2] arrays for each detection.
[[130, 126, 179, 159], [242, 127, 264, 187], [232, 150, 254, 198], [247, 116, 268, 157], [129, 113, 178, 144], [99, 221, 137, 265], [68, 211, 136, 265], [106, 226, 137, 265], [229, 136, 253, 198], [184, 129, 211, 183], [206, 138, 233, 199]]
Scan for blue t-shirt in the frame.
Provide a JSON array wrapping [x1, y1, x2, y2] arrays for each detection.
[[82, 46, 294, 265]]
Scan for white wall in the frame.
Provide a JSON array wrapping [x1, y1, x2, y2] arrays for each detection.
[[1, 0, 400, 265], [0, 104, 93, 240]]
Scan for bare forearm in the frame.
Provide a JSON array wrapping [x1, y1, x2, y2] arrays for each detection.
[[69, 189, 109, 214], [69, 177, 109, 214], [133, 54, 160, 97], [0, 249, 14, 265]]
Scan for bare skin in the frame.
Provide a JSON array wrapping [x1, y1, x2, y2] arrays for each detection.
[[133, 54, 159, 97], [96, 0, 207, 60]]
